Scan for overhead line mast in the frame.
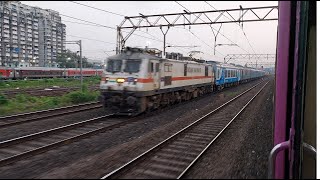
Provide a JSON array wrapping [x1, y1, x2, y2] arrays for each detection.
[[115, 6, 278, 54]]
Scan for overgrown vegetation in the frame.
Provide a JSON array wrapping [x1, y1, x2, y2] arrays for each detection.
[[0, 76, 100, 90], [0, 88, 100, 116]]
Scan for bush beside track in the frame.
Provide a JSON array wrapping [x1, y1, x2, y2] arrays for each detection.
[[0, 85, 100, 116]]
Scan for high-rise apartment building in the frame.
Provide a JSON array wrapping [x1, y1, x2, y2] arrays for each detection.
[[0, 1, 66, 67]]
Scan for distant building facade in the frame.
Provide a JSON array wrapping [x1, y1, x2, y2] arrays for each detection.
[[0, 1, 66, 67]]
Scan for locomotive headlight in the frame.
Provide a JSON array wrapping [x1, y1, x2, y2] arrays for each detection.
[[116, 78, 125, 83], [102, 77, 109, 82], [133, 78, 138, 85]]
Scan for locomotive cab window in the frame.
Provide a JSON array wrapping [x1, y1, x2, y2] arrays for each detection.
[[124, 59, 141, 73], [106, 59, 122, 73]]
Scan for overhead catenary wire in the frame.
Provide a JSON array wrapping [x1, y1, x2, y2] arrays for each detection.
[[69, 1, 126, 17], [174, 1, 251, 54], [204, 1, 257, 54], [65, 2, 194, 54]]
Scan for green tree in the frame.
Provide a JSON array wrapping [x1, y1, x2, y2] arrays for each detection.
[[56, 49, 94, 68]]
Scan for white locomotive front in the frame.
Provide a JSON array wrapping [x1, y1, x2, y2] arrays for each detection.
[[99, 47, 214, 115]]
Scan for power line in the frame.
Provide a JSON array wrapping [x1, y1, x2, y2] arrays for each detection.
[[69, 1, 126, 17], [204, 1, 256, 54], [60, 14, 116, 30], [61, 5, 192, 54], [175, 1, 250, 54], [188, 30, 223, 57], [62, 19, 106, 27], [66, 35, 116, 44]]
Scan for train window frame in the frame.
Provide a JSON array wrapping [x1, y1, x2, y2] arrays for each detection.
[[124, 59, 141, 73], [150, 62, 154, 73], [156, 63, 160, 72], [106, 59, 122, 73], [164, 63, 172, 72], [184, 64, 187, 76]]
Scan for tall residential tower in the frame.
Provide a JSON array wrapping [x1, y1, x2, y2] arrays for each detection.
[[0, 1, 66, 67]]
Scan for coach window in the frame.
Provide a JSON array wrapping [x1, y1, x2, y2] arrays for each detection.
[[156, 63, 159, 72], [184, 64, 187, 76]]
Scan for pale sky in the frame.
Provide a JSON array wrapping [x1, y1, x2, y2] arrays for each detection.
[[21, 1, 278, 66]]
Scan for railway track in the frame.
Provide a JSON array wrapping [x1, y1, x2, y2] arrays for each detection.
[[0, 101, 102, 128], [0, 113, 128, 166], [101, 79, 270, 179]]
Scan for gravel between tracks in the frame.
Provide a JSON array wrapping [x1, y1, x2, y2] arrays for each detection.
[[0, 77, 271, 178], [183, 77, 274, 179]]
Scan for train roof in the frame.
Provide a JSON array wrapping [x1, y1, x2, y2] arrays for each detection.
[[109, 47, 213, 66], [217, 63, 266, 72], [109, 47, 162, 61]]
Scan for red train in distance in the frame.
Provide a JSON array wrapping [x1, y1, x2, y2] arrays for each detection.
[[0, 67, 103, 79]]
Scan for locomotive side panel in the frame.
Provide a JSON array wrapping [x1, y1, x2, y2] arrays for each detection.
[[159, 60, 214, 91]]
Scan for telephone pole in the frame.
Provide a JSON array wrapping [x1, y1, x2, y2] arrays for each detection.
[[65, 40, 83, 91]]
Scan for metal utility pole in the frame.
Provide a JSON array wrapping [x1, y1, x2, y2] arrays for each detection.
[[79, 40, 83, 90], [210, 24, 222, 55], [160, 26, 170, 57], [64, 40, 83, 91]]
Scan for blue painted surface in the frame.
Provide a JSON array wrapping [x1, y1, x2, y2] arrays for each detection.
[[209, 61, 265, 87]]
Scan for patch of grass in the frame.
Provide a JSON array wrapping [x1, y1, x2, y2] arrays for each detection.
[[0, 76, 100, 90], [0, 89, 100, 116], [0, 94, 8, 105]]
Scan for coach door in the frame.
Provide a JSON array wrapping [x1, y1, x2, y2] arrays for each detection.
[[163, 63, 173, 86], [150, 60, 160, 89]]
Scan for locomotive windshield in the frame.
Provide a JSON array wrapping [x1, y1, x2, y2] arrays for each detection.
[[106, 59, 122, 73], [124, 59, 141, 73]]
